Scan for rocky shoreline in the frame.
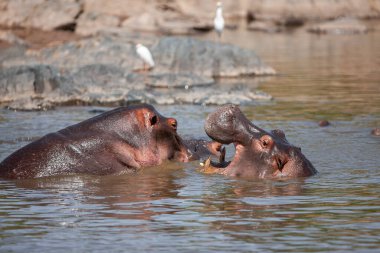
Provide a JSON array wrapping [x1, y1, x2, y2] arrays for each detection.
[[0, 0, 379, 36], [1, 0, 379, 110], [0, 35, 274, 111]]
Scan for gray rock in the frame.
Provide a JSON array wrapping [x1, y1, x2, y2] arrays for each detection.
[[0, 65, 61, 101], [2, 36, 276, 77], [151, 37, 276, 77], [2, 36, 138, 70], [0, 36, 275, 110], [0, 45, 26, 67], [69, 64, 135, 89], [0, 64, 135, 108], [0, 63, 272, 110]]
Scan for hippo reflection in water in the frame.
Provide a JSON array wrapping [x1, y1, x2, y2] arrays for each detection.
[[0, 104, 220, 179], [200, 105, 317, 179]]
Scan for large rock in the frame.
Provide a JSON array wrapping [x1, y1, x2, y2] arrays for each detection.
[[151, 37, 276, 77], [1, 0, 379, 35], [0, 63, 272, 110], [247, 0, 380, 24], [121, 12, 158, 33], [0, 65, 61, 102], [2, 36, 276, 77], [76, 12, 121, 36], [0, 0, 81, 30], [82, 0, 149, 18], [0, 35, 276, 110], [2, 35, 138, 70]]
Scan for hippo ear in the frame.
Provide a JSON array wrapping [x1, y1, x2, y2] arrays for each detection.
[[135, 109, 158, 129], [271, 129, 288, 142]]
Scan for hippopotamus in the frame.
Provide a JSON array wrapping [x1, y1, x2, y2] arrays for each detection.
[[200, 105, 317, 179], [0, 104, 219, 179]]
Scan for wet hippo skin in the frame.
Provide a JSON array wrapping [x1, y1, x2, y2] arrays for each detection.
[[0, 104, 208, 179], [201, 104, 317, 179]]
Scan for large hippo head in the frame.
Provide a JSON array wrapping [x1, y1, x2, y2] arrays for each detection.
[[100, 104, 192, 164], [202, 105, 317, 179]]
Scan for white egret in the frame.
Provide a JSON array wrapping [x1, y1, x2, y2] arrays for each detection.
[[214, 2, 224, 39], [136, 43, 155, 71]]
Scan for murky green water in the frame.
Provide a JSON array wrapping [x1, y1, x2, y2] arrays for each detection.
[[1, 23, 380, 252]]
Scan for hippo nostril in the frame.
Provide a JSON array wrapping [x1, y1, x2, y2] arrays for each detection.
[[167, 118, 177, 130], [171, 121, 177, 130], [150, 115, 158, 126]]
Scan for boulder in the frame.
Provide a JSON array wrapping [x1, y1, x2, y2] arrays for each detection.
[[82, 0, 149, 18], [121, 12, 158, 33], [0, 0, 81, 30], [2, 36, 276, 77], [151, 37, 276, 77], [247, 0, 380, 23], [2, 35, 138, 70], [0, 63, 272, 110], [76, 12, 121, 36], [1, 0, 380, 35], [0, 65, 61, 102], [0, 35, 276, 110]]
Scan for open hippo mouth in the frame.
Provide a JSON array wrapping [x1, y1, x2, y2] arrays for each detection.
[[201, 105, 317, 179]]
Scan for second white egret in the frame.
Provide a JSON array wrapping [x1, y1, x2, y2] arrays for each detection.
[[214, 2, 224, 39]]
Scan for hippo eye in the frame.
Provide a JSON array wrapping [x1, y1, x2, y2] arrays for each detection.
[[150, 115, 158, 126]]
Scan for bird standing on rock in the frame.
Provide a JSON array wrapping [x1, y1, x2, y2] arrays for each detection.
[[214, 2, 224, 39], [136, 43, 155, 71]]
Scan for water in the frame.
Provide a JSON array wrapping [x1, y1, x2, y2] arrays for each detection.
[[1, 23, 380, 252]]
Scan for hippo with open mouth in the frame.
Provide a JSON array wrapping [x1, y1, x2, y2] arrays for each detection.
[[200, 105, 317, 179]]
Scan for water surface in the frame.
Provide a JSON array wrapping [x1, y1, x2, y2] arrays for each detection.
[[1, 24, 380, 252]]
